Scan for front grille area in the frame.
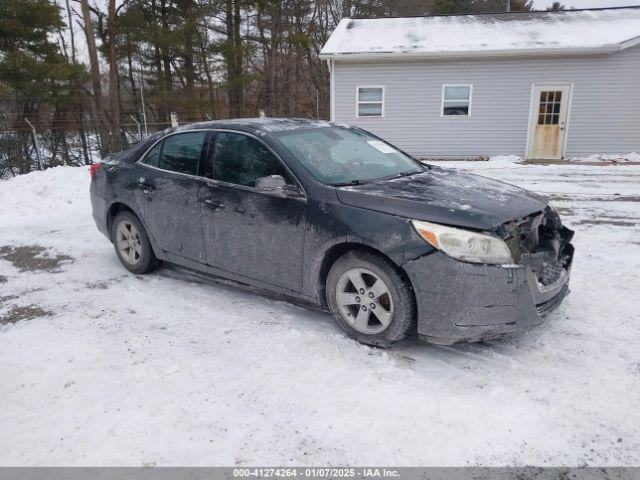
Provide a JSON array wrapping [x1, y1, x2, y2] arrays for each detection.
[[541, 260, 565, 286], [500, 211, 544, 263], [499, 208, 574, 286], [536, 285, 569, 315]]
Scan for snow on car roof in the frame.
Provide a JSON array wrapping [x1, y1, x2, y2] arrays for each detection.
[[178, 118, 334, 133], [320, 7, 640, 59]]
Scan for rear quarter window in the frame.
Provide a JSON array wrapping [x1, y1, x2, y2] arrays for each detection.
[[142, 142, 162, 167]]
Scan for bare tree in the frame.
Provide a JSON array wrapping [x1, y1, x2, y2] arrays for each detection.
[[79, 0, 110, 154], [107, 0, 122, 151]]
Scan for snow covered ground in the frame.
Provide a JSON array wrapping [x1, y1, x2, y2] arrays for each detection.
[[1, 159, 639, 466], [568, 152, 640, 163]]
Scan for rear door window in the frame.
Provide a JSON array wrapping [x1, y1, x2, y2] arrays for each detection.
[[158, 132, 206, 176]]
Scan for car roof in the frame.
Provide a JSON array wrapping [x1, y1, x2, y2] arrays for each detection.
[[175, 117, 336, 135], [114, 118, 342, 163]]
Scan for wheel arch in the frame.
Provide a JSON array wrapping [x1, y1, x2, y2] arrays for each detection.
[[106, 201, 138, 237], [107, 201, 163, 259], [317, 242, 414, 309]]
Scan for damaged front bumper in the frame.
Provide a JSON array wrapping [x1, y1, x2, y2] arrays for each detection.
[[402, 234, 574, 345]]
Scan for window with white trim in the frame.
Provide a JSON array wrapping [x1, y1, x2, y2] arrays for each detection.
[[442, 85, 472, 116], [357, 86, 384, 117]]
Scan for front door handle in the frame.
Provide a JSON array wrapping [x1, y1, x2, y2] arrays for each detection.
[[202, 198, 224, 211]]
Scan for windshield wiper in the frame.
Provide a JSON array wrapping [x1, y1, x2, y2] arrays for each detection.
[[332, 168, 425, 187], [332, 179, 365, 187], [396, 170, 419, 178]]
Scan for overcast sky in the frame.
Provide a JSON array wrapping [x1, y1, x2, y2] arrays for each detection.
[[532, 0, 640, 9]]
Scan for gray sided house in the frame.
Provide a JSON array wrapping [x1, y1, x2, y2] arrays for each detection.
[[320, 7, 640, 160]]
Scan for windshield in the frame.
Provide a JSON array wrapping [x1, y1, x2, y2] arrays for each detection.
[[275, 127, 423, 185]]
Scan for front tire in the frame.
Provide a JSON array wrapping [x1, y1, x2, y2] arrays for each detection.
[[326, 250, 415, 347], [111, 211, 158, 274]]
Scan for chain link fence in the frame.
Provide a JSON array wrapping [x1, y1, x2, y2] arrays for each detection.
[[120, 121, 174, 145], [1, 116, 190, 179]]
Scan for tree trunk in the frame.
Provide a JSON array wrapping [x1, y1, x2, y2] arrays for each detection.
[[80, 0, 110, 155], [268, 3, 280, 115], [126, 33, 136, 95], [108, 0, 121, 152], [160, 0, 173, 120], [233, 0, 243, 115], [199, 36, 216, 118], [65, 0, 76, 64], [225, 0, 243, 117], [183, 1, 195, 96]]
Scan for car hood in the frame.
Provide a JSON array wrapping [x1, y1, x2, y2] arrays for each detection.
[[335, 167, 548, 231]]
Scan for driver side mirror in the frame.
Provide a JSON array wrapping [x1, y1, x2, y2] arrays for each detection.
[[255, 175, 303, 199]]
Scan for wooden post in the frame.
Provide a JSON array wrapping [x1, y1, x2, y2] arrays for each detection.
[[25, 118, 43, 171]]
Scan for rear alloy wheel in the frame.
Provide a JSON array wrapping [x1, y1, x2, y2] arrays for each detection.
[[111, 211, 158, 274], [116, 220, 142, 265], [327, 251, 415, 347]]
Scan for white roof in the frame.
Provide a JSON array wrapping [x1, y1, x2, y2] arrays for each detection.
[[320, 7, 640, 60]]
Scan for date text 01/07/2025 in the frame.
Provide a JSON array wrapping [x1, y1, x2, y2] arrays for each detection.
[[232, 468, 400, 478]]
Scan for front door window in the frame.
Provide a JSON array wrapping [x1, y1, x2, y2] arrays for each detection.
[[211, 132, 294, 187]]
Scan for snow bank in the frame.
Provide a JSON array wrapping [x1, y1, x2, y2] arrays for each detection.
[[321, 8, 640, 57], [423, 155, 525, 171], [0, 166, 90, 222], [569, 152, 640, 163]]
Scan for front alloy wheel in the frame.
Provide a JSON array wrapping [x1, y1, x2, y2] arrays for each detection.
[[326, 250, 415, 347], [336, 268, 394, 335]]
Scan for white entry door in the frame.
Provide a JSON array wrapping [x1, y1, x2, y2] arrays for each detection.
[[527, 85, 572, 160]]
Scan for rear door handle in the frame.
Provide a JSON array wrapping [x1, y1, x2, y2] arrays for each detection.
[[136, 181, 155, 193]]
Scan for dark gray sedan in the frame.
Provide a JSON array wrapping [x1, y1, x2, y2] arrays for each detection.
[[90, 118, 574, 347]]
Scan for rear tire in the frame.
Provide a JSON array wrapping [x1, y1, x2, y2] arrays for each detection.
[[111, 211, 159, 274], [326, 250, 415, 347]]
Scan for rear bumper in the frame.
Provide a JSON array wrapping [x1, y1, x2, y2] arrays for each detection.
[[402, 251, 571, 345], [90, 182, 110, 239]]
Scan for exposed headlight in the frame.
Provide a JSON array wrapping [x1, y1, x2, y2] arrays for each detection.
[[547, 204, 561, 220], [412, 220, 513, 265]]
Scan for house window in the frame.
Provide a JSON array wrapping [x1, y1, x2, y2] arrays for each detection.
[[537, 91, 562, 125], [357, 86, 384, 117], [442, 85, 472, 116]]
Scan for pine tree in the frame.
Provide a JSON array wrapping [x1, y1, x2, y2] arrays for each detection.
[[547, 2, 566, 11], [0, 0, 83, 173]]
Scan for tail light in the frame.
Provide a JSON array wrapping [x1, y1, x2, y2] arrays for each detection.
[[90, 163, 103, 178]]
